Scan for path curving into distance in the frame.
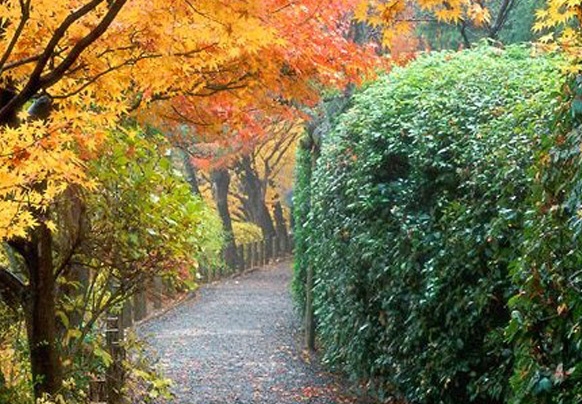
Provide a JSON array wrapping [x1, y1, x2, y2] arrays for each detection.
[[139, 261, 360, 404]]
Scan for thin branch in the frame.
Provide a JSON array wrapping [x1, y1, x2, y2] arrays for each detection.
[[0, 0, 32, 74], [52, 53, 154, 100], [184, 0, 228, 27], [2, 47, 69, 73], [268, 131, 299, 173], [0, 0, 107, 122], [40, 0, 129, 88], [167, 105, 213, 127], [2, 53, 41, 71], [271, 2, 294, 14], [489, 0, 516, 39]]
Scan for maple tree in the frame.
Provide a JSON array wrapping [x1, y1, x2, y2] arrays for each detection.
[[531, 0, 582, 75], [0, 0, 383, 399], [0, 0, 524, 399], [189, 120, 299, 270], [231, 121, 299, 238], [194, 120, 299, 238], [357, 0, 492, 49], [412, 0, 539, 50]]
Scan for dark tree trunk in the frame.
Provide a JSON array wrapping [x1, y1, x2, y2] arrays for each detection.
[[236, 155, 276, 239], [459, 21, 472, 49], [182, 151, 201, 196], [211, 168, 237, 269], [0, 88, 19, 127], [0, 88, 63, 399], [0, 2, 131, 394], [22, 223, 62, 397], [59, 186, 88, 331], [273, 201, 288, 252]]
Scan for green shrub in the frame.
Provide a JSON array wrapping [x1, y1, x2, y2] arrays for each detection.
[[299, 45, 562, 403], [292, 143, 313, 313], [85, 129, 224, 283], [232, 221, 263, 244], [506, 87, 582, 403]]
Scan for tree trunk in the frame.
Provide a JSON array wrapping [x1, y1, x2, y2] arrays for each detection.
[[0, 88, 62, 399], [236, 156, 276, 239], [0, 87, 20, 127], [273, 201, 288, 252], [182, 151, 201, 196], [121, 300, 133, 329], [132, 289, 147, 321], [22, 223, 63, 397], [62, 264, 90, 331], [211, 168, 238, 269]]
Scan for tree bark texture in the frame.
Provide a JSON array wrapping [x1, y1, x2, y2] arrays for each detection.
[[182, 151, 201, 196], [236, 155, 276, 239], [273, 201, 288, 252], [0, 89, 63, 398], [22, 223, 63, 397], [211, 168, 238, 269]]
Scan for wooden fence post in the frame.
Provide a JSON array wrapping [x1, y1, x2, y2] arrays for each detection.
[[252, 242, 258, 268], [106, 316, 125, 404], [133, 289, 147, 322], [248, 243, 254, 268], [120, 300, 133, 329], [265, 238, 272, 263], [164, 278, 176, 299], [244, 244, 251, 269], [89, 378, 106, 403], [153, 276, 163, 310], [272, 236, 278, 260], [279, 235, 287, 257], [198, 264, 207, 282], [238, 244, 245, 272], [259, 241, 265, 266]]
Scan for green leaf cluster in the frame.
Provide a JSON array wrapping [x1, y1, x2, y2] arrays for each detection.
[[292, 143, 313, 313], [505, 83, 582, 403], [295, 45, 562, 403], [85, 129, 224, 282], [232, 221, 263, 244]]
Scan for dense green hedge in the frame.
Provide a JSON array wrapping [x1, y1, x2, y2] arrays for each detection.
[[294, 45, 564, 403], [506, 90, 582, 403], [292, 142, 313, 313]]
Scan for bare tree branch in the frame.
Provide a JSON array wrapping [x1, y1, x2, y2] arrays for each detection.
[[0, 0, 32, 74], [0, 0, 129, 122], [40, 0, 129, 88]]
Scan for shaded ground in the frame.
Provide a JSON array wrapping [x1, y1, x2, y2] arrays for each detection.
[[139, 260, 361, 404]]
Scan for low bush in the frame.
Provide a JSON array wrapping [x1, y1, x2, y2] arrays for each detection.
[[232, 221, 263, 244]]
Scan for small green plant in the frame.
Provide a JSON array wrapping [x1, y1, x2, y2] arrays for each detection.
[[123, 330, 174, 403], [232, 221, 263, 244]]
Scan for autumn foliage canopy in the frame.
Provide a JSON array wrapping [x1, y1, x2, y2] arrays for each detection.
[[0, 0, 384, 241]]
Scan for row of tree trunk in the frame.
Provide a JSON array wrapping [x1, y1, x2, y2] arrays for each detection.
[[212, 168, 289, 264]]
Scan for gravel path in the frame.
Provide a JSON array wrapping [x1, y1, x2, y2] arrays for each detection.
[[139, 260, 358, 404]]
